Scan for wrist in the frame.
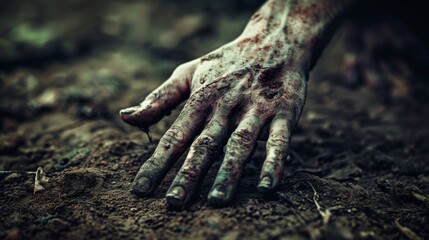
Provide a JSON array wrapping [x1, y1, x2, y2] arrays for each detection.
[[241, 0, 353, 71]]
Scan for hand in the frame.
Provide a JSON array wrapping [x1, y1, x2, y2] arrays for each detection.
[[120, 30, 307, 207], [118, 0, 353, 207]]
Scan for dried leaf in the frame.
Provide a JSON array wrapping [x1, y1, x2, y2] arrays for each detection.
[[34, 167, 49, 194]]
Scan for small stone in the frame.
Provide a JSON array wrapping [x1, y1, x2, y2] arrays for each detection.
[[4, 173, 22, 183], [221, 231, 241, 240], [61, 168, 105, 196], [46, 218, 69, 232], [35, 89, 58, 108], [111, 163, 120, 171], [206, 216, 221, 230]]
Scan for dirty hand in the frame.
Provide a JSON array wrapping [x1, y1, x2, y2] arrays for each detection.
[[120, 0, 350, 207]]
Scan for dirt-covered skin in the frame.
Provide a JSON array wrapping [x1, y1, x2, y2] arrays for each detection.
[[120, 0, 353, 207]]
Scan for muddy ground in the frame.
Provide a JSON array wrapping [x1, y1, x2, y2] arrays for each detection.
[[1, 1, 429, 239]]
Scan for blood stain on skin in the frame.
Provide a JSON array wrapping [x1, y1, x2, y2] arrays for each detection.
[[238, 38, 252, 50], [238, 34, 262, 51], [235, 128, 253, 144], [182, 165, 199, 182], [262, 45, 272, 52], [291, 3, 319, 24], [257, 63, 284, 87]]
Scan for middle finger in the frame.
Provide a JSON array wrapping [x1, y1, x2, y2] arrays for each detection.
[[208, 110, 265, 206]]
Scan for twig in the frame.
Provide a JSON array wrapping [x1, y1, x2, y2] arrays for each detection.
[[308, 181, 332, 225], [0, 167, 49, 194], [34, 167, 49, 194], [394, 219, 422, 240], [0, 170, 36, 175], [412, 191, 429, 207]]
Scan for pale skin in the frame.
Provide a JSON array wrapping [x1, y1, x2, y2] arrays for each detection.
[[120, 0, 353, 207]]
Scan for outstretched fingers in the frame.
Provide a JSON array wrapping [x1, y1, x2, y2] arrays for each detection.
[[165, 112, 229, 207], [165, 86, 245, 207], [208, 111, 264, 206], [258, 115, 292, 192], [131, 103, 206, 196], [120, 60, 198, 128]]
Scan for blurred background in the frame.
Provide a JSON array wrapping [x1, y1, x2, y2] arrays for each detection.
[[0, 0, 265, 68]]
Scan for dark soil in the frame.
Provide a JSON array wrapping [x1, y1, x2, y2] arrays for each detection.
[[1, 1, 428, 239]]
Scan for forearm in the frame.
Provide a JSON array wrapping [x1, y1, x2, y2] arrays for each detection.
[[241, 0, 354, 71]]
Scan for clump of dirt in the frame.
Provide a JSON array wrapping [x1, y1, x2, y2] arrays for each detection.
[[61, 168, 105, 196]]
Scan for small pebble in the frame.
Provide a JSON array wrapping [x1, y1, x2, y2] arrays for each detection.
[[111, 163, 119, 171]]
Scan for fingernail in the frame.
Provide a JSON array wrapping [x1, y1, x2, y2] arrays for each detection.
[[119, 108, 135, 115], [131, 176, 151, 196], [166, 186, 186, 206], [210, 184, 227, 200], [258, 176, 272, 191]]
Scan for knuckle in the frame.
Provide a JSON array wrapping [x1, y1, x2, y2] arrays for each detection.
[[264, 158, 279, 166], [230, 128, 254, 148], [178, 166, 199, 182], [174, 59, 199, 73], [170, 60, 198, 81], [194, 134, 218, 153], [174, 61, 195, 74], [174, 63, 189, 75], [139, 157, 163, 173], [268, 135, 290, 147], [267, 143, 289, 159], [263, 159, 282, 171], [161, 127, 186, 148]]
